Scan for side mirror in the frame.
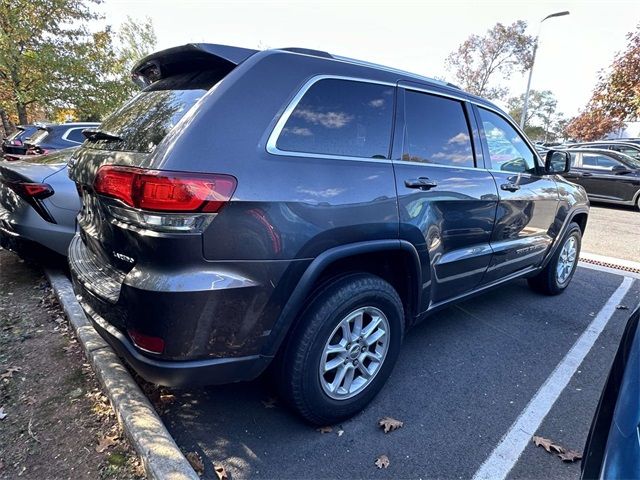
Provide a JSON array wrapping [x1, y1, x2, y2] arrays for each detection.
[[544, 150, 571, 174], [612, 164, 631, 174]]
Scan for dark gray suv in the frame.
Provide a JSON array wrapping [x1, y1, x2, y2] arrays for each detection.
[[67, 44, 589, 424]]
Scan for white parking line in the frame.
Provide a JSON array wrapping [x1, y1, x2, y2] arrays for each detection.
[[472, 276, 635, 480]]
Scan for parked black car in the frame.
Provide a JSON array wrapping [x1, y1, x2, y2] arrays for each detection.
[[5, 122, 99, 157], [562, 148, 640, 209], [2, 124, 40, 155], [67, 44, 589, 424], [582, 305, 640, 480], [567, 141, 640, 161]]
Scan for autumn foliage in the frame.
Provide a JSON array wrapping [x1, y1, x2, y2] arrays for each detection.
[[567, 25, 640, 141]]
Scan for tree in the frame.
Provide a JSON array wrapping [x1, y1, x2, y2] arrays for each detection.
[[0, 2, 157, 124], [507, 89, 562, 141], [0, 0, 103, 124], [71, 17, 157, 120], [445, 21, 535, 100], [566, 24, 640, 140]]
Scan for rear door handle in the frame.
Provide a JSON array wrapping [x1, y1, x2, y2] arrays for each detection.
[[500, 182, 520, 192], [581, 172, 593, 177], [405, 177, 438, 190]]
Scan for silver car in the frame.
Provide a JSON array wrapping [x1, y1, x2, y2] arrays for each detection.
[[0, 147, 79, 256]]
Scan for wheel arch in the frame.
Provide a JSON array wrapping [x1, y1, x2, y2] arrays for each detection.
[[262, 240, 423, 357]]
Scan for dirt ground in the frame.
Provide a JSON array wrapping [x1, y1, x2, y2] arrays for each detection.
[[0, 247, 143, 480]]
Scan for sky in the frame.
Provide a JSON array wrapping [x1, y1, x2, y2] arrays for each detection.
[[100, 0, 640, 119]]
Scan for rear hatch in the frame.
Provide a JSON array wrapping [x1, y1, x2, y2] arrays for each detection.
[[68, 44, 256, 279]]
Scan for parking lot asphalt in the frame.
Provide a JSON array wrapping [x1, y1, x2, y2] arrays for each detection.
[[582, 204, 640, 263], [159, 267, 640, 480]]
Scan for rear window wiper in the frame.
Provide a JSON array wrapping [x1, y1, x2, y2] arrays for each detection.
[[82, 128, 122, 142]]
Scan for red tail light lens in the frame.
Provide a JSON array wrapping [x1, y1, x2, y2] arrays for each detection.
[[94, 166, 237, 213], [6, 181, 53, 199], [128, 329, 165, 354]]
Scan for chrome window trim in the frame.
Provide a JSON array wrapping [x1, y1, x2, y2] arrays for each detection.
[[61, 127, 86, 144], [266, 74, 540, 170], [266, 75, 395, 162]]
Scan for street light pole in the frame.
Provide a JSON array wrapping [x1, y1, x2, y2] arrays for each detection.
[[520, 11, 570, 130]]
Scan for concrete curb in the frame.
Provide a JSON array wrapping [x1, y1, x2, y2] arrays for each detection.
[[45, 268, 199, 480]]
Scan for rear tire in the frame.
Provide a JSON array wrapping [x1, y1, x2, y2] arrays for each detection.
[[528, 222, 582, 295], [276, 273, 404, 425]]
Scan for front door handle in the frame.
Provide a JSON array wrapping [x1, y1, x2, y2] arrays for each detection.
[[405, 177, 438, 190], [500, 182, 521, 192], [581, 172, 593, 177]]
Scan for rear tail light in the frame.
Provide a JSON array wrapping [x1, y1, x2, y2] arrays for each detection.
[[6, 181, 53, 199], [128, 329, 165, 354], [2, 180, 55, 223], [93, 166, 237, 233], [94, 166, 237, 213]]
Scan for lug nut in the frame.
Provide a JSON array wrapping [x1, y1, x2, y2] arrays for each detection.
[[361, 346, 366, 352]]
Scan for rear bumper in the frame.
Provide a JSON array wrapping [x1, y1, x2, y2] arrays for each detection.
[[67, 234, 296, 386], [75, 287, 272, 387]]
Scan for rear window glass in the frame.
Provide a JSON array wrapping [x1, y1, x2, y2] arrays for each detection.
[[26, 147, 78, 164], [65, 128, 86, 143], [276, 79, 394, 159], [86, 70, 223, 153], [27, 129, 49, 145]]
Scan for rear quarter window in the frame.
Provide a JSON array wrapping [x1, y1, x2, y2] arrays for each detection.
[[275, 79, 394, 159]]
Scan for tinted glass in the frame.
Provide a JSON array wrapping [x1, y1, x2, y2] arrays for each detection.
[[88, 70, 224, 153], [582, 153, 620, 169], [65, 128, 86, 143], [402, 91, 474, 167], [276, 79, 394, 158], [479, 108, 536, 173], [26, 147, 78, 164], [609, 144, 640, 160]]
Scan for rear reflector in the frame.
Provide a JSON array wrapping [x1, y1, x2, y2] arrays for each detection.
[[94, 166, 237, 213], [128, 329, 165, 354]]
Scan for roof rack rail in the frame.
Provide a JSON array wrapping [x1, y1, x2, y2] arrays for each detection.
[[279, 48, 333, 59]]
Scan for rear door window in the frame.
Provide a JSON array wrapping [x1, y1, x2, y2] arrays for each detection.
[[275, 79, 394, 159], [401, 90, 474, 167]]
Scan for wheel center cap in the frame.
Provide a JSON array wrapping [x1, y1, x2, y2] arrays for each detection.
[[348, 345, 361, 359]]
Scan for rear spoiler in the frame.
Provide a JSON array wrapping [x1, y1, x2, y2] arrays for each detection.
[[131, 43, 258, 88]]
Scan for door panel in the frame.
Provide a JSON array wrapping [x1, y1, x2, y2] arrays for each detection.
[[474, 106, 559, 283], [393, 86, 498, 309]]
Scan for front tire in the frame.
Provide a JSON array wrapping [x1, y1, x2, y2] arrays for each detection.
[[277, 274, 404, 425], [528, 222, 582, 295]]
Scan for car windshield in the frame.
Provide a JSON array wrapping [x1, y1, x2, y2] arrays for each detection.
[[617, 152, 640, 169], [86, 70, 224, 153]]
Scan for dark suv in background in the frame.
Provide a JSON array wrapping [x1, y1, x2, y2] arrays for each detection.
[[67, 44, 589, 424], [5, 122, 99, 157]]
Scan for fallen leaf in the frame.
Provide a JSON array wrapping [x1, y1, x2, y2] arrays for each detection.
[[186, 452, 204, 476], [533, 435, 565, 454], [337, 429, 344, 437], [374, 454, 390, 469], [317, 426, 333, 434], [0, 407, 7, 420], [214, 463, 228, 480], [96, 435, 118, 453], [378, 416, 404, 433], [0, 366, 21, 380], [261, 397, 277, 409], [558, 450, 583, 462], [616, 305, 629, 310]]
